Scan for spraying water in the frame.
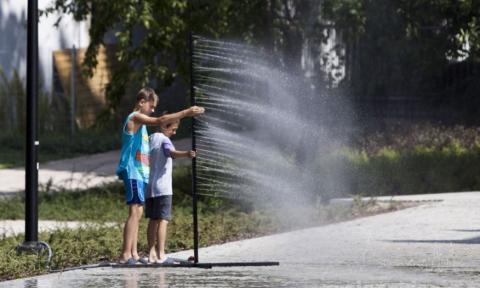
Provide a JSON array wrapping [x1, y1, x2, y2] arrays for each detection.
[[193, 36, 349, 218]]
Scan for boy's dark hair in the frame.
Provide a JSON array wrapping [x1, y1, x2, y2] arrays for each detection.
[[166, 120, 180, 127], [136, 87, 158, 103], [161, 119, 180, 130]]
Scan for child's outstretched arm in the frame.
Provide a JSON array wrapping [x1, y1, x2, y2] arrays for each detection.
[[133, 106, 204, 126], [170, 150, 196, 159]]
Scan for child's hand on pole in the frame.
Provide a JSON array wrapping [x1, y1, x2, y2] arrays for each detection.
[[189, 106, 205, 117], [189, 150, 197, 158]]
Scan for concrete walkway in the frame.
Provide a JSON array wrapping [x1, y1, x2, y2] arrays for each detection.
[[0, 138, 192, 195], [3, 191, 480, 287]]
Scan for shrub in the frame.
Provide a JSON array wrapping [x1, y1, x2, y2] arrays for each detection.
[[341, 144, 480, 196]]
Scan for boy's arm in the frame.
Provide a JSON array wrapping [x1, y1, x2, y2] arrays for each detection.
[[133, 106, 205, 126], [170, 150, 196, 159]]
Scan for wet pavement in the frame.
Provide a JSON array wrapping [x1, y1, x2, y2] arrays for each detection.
[[3, 192, 480, 287], [1, 265, 462, 288]]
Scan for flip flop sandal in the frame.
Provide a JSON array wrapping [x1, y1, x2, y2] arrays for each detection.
[[117, 257, 137, 265], [157, 257, 176, 265]]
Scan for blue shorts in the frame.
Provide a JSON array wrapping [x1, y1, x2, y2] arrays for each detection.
[[122, 177, 146, 205]]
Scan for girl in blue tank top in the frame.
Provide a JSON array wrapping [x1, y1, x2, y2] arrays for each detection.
[[117, 112, 150, 184]]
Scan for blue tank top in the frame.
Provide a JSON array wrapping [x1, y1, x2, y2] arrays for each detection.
[[116, 112, 150, 182]]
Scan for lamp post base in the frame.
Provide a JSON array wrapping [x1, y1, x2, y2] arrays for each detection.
[[16, 241, 52, 266]]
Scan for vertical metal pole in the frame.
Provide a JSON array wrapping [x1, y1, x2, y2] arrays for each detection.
[[70, 45, 76, 137], [25, 0, 39, 243], [189, 32, 199, 263]]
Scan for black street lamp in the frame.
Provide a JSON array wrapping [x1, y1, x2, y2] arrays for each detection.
[[25, 0, 39, 245], [17, 0, 50, 258]]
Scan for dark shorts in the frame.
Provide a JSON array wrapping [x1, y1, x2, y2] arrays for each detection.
[[145, 195, 172, 221], [122, 177, 146, 205]]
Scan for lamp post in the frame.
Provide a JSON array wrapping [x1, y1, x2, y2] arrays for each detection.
[[17, 0, 50, 256], [25, 0, 39, 246]]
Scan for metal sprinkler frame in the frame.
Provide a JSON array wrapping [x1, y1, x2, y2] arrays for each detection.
[[185, 33, 279, 269], [116, 34, 279, 269]]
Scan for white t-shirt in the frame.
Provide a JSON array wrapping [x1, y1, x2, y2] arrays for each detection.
[[146, 133, 175, 198]]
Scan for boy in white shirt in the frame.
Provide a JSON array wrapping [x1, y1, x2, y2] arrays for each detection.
[[145, 120, 196, 263]]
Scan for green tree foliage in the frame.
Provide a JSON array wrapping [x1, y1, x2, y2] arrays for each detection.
[[43, 1, 331, 114], [43, 0, 230, 113]]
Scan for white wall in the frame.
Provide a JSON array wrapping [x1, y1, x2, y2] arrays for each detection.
[[0, 0, 90, 93]]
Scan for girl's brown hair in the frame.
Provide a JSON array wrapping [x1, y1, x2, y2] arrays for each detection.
[[136, 87, 158, 103]]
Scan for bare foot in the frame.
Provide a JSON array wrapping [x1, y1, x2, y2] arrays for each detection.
[[157, 250, 166, 261], [148, 251, 158, 264]]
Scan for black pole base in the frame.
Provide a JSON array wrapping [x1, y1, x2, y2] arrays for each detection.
[[202, 261, 279, 267], [114, 260, 279, 269], [16, 241, 53, 268], [16, 241, 51, 259], [48, 259, 279, 273], [16, 241, 44, 253]]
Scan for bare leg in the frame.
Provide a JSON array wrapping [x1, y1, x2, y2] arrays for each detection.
[[147, 219, 159, 262], [120, 204, 143, 261], [120, 221, 131, 261], [131, 204, 143, 259], [156, 219, 169, 261]]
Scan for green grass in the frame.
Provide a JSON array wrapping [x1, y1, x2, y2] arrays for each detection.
[[0, 183, 126, 222]]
